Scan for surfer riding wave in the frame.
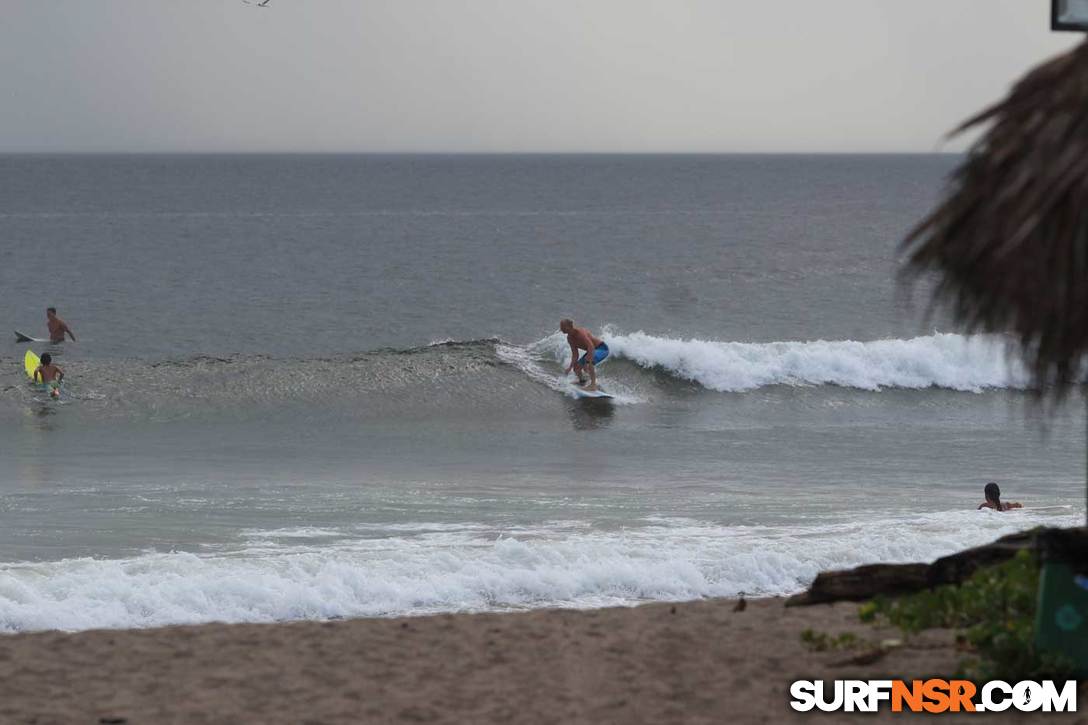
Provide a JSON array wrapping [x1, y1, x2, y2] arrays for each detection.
[[560, 318, 609, 391]]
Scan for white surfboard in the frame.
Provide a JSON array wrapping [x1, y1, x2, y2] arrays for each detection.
[[14, 330, 46, 343], [569, 383, 614, 399]]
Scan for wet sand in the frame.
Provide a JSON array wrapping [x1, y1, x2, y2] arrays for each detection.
[[0, 598, 1083, 724]]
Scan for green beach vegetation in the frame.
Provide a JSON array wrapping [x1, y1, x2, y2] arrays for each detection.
[[858, 550, 1077, 681]]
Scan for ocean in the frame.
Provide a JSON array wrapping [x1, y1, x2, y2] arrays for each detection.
[[0, 154, 1082, 632]]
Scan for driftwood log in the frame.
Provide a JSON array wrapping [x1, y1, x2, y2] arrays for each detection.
[[786, 527, 1085, 607]]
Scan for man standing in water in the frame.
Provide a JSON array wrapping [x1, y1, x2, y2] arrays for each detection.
[[47, 307, 75, 343], [560, 318, 609, 391]]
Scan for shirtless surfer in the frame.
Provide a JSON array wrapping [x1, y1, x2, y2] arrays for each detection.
[[560, 319, 609, 391], [32, 352, 64, 398], [47, 307, 75, 343]]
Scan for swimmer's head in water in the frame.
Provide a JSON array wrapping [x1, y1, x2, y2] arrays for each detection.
[[40, 353, 52, 365], [984, 481, 1001, 505], [46, 307, 56, 317], [559, 319, 574, 333]]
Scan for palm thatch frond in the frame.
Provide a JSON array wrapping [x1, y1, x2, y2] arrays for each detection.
[[902, 39, 1088, 397]]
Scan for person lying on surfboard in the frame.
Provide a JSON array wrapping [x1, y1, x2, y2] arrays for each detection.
[[47, 307, 75, 343], [560, 318, 609, 391], [33, 353, 64, 398]]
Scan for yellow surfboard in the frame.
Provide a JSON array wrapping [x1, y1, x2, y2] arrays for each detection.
[[25, 350, 59, 397], [24, 350, 40, 381]]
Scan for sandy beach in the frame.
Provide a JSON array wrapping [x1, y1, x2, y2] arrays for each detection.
[[0, 597, 1082, 725]]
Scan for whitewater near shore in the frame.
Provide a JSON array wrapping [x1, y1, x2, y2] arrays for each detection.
[[0, 506, 1078, 633]]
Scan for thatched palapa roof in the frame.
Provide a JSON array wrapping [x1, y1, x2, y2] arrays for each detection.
[[902, 39, 1088, 398]]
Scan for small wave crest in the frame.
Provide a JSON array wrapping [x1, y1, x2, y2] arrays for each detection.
[[1, 338, 519, 418]]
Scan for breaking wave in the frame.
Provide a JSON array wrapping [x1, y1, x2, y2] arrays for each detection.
[[1, 331, 1039, 422], [0, 507, 1075, 632], [531, 330, 1029, 393]]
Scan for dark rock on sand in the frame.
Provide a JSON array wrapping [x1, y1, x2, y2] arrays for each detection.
[[786, 527, 1085, 606]]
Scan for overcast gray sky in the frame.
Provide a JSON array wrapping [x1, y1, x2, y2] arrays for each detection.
[[0, 1, 1079, 153]]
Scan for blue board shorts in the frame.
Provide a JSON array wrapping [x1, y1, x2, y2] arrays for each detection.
[[36, 381, 60, 397], [578, 342, 609, 366]]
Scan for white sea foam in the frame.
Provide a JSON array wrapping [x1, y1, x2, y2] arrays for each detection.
[[495, 341, 642, 402], [529, 330, 1028, 393], [0, 508, 1076, 633]]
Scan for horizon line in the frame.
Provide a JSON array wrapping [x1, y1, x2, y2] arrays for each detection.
[[0, 149, 963, 156]]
